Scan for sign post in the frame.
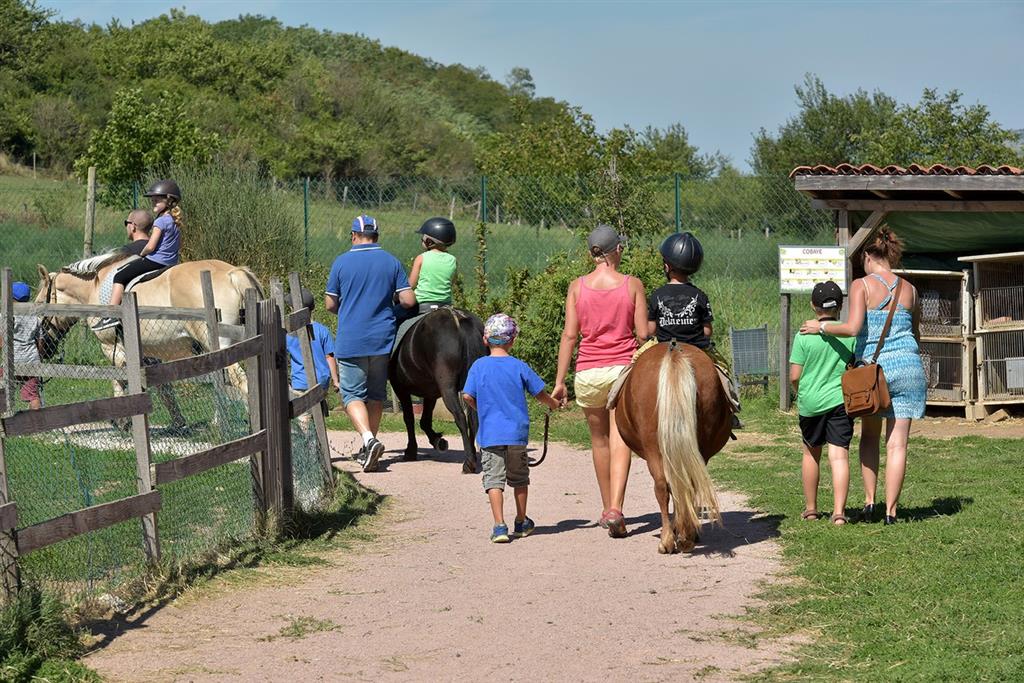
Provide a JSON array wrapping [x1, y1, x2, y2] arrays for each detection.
[[777, 246, 849, 411]]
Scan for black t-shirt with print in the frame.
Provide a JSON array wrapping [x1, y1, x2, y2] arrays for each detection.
[[647, 282, 713, 348]]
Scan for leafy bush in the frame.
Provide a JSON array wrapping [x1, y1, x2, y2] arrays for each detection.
[[156, 164, 303, 282]]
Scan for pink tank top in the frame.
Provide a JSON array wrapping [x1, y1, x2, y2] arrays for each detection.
[[575, 275, 637, 371]]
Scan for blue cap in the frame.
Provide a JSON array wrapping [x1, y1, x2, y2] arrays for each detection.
[[11, 282, 30, 302], [351, 215, 378, 234]]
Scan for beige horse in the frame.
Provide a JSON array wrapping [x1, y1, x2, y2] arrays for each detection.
[[36, 254, 263, 410]]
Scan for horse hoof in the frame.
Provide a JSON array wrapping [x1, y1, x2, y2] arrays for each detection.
[[402, 451, 418, 462], [677, 539, 696, 553], [658, 543, 672, 554], [434, 437, 448, 452], [462, 462, 477, 475]]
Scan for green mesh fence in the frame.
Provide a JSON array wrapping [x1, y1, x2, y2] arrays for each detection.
[[0, 304, 328, 601]]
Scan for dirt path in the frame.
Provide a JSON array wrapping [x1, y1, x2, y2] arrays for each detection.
[[85, 432, 789, 682]]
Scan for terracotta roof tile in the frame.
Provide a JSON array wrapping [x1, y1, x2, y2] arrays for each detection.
[[789, 163, 1023, 179]]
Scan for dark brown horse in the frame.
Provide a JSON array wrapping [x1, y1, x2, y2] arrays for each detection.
[[616, 341, 733, 554], [389, 308, 487, 473]]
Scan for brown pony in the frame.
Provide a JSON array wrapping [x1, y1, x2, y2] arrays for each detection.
[[616, 341, 733, 554]]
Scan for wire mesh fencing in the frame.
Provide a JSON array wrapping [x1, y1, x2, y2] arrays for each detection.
[[0, 290, 330, 602]]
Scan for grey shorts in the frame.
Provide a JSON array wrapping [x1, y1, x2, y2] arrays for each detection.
[[481, 445, 529, 491]]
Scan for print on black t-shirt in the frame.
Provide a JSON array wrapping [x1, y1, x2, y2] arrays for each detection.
[[647, 282, 713, 348]]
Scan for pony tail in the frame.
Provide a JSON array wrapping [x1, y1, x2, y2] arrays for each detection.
[[866, 226, 904, 267], [656, 349, 720, 547], [169, 203, 184, 230]]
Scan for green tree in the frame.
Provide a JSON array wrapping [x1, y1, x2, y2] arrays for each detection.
[[505, 67, 535, 99], [751, 74, 898, 175], [639, 123, 723, 179], [858, 89, 1024, 167], [74, 87, 220, 192]]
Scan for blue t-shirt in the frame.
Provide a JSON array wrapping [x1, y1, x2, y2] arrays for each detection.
[[149, 214, 181, 266], [287, 321, 334, 391], [326, 244, 411, 358], [462, 356, 546, 448]]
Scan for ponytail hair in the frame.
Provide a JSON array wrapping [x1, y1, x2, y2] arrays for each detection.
[[863, 226, 903, 268], [168, 201, 184, 230]]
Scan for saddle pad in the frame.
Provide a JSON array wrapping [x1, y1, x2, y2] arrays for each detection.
[[391, 312, 430, 359]]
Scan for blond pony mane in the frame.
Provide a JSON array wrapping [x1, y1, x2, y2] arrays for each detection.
[[62, 249, 128, 278]]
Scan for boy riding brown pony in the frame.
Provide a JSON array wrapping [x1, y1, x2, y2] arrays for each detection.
[[614, 340, 733, 554]]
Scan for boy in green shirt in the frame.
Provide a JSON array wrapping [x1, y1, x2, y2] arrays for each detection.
[[790, 281, 855, 525]]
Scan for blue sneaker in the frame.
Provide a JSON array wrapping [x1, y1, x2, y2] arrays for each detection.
[[490, 524, 510, 543], [514, 517, 535, 538]]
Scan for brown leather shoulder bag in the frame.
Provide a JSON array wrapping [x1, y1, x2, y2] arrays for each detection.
[[841, 277, 903, 418]]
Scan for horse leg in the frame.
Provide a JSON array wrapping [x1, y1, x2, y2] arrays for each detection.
[[439, 387, 477, 474], [395, 386, 419, 461], [419, 398, 448, 453], [643, 450, 678, 554]]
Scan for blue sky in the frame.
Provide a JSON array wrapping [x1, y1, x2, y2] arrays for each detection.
[[41, 1, 1024, 170]]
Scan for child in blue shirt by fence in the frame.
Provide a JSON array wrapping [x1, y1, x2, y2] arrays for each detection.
[[463, 313, 561, 543]]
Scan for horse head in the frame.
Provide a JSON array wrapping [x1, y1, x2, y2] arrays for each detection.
[[35, 264, 80, 359]]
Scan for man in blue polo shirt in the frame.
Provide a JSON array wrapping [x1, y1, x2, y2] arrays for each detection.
[[326, 215, 416, 472]]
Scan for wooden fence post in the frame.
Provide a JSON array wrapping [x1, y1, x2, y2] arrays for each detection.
[[258, 299, 292, 527], [779, 293, 791, 412], [200, 271, 229, 431], [287, 272, 334, 488], [121, 292, 160, 563], [83, 166, 97, 258], [0, 268, 20, 596], [244, 289, 266, 519]]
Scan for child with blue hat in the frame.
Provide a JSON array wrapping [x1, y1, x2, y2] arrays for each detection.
[[462, 313, 562, 543], [7, 282, 43, 409]]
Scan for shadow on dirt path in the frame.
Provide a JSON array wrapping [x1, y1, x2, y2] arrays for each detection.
[[85, 431, 791, 682]]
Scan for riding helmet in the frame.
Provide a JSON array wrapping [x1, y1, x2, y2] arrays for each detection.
[[417, 217, 457, 246], [144, 179, 182, 202], [659, 232, 703, 275]]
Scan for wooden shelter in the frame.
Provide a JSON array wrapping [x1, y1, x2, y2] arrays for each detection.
[[791, 163, 1024, 418]]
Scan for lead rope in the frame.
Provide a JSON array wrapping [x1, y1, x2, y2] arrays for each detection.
[[528, 411, 550, 468]]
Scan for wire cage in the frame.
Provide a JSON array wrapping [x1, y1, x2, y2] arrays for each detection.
[[894, 269, 967, 338], [978, 329, 1024, 402], [920, 341, 965, 403], [960, 252, 1024, 331]]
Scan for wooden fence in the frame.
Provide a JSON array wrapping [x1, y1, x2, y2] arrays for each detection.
[[0, 268, 333, 598]]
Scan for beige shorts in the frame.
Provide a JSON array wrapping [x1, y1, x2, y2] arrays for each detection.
[[574, 365, 629, 409]]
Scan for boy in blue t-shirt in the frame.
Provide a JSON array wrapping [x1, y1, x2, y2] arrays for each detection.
[[287, 288, 339, 394], [462, 313, 561, 543]]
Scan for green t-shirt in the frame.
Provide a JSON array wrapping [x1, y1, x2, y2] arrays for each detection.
[[415, 250, 456, 304], [789, 331, 856, 417]]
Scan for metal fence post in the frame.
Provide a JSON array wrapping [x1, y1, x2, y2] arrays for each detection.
[[303, 177, 310, 266], [481, 175, 488, 223], [674, 173, 681, 233]]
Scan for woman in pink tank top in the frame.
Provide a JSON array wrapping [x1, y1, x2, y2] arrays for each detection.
[[552, 225, 648, 538]]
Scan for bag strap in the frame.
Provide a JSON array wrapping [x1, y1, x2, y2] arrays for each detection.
[[871, 276, 903, 364]]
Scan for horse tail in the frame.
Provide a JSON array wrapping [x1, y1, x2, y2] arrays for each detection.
[[657, 348, 721, 543], [227, 267, 265, 301]]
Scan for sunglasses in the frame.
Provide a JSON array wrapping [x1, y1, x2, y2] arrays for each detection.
[[124, 219, 135, 226]]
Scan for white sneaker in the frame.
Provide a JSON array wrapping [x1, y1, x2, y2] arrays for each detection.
[[362, 438, 384, 472]]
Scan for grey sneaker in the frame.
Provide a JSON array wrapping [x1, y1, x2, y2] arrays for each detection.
[[362, 437, 384, 472]]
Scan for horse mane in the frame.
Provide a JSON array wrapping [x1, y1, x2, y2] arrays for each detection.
[[62, 248, 129, 278]]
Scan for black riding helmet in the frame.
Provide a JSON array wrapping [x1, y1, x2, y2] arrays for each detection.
[[144, 179, 182, 202], [659, 232, 704, 275], [417, 217, 456, 246]]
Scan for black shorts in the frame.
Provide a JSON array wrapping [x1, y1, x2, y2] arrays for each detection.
[[113, 257, 164, 287], [799, 404, 853, 449]]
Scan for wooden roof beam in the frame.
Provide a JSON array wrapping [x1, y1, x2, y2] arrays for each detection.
[[847, 211, 888, 262], [810, 199, 1024, 212], [870, 190, 891, 199], [795, 175, 1024, 193], [944, 189, 964, 199]]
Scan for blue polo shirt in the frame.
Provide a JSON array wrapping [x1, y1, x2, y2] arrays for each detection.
[[326, 244, 411, 359], [462, 356, 546, 448], [287, 321, 334, 391]]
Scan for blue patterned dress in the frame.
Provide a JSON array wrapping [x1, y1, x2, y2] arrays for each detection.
[[854, 274, 926, 419]]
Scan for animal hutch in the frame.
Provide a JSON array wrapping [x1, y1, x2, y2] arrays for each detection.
[[790, 163, 1024, 419], [959, 251, 1024, 413]]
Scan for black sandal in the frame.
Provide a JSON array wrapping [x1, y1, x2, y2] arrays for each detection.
[[801, 509, 820, 521]]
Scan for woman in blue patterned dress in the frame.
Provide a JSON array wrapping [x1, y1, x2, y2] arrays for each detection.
[[800, 228, 925, 525]]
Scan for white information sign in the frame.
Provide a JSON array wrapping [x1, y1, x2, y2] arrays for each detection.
[[778, 245, 848, 294]]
